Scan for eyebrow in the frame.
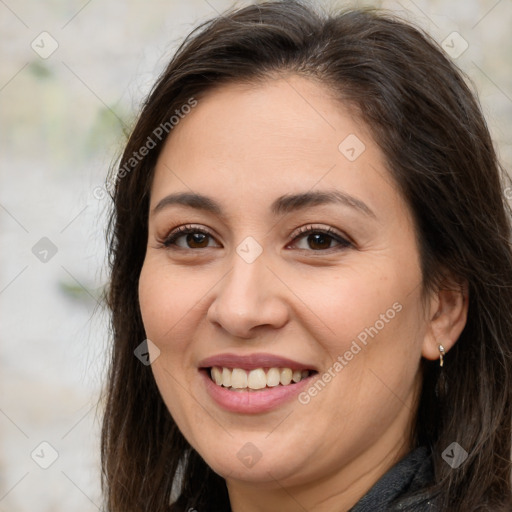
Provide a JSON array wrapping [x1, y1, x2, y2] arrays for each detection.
[[152, 190, 375, 218]]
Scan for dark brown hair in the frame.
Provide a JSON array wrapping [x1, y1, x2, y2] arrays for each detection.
[[101, 1, 512, 510]]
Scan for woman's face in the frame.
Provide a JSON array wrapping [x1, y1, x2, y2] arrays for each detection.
[[139, 76, 432, 498]]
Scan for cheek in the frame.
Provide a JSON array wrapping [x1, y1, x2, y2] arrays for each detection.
[[138, 258, 203, 350], [292, 265, 424, 411], [138, 259, 202, 417], [138, 259, 206, 440], [289, 265, 406, 350]]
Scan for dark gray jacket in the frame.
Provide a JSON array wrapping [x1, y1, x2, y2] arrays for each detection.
[[349, 446, 439, 511]]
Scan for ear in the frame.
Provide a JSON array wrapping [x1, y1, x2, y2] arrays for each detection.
[[422, 276, 469, 362]]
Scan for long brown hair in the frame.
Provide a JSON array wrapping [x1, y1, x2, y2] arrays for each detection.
[[101, 2, 512, 510]]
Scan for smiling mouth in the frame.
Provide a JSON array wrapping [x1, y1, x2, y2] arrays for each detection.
[[206, 366, 317, 392]]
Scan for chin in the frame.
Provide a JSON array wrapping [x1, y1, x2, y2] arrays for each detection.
[[194, 438, 309, 487]]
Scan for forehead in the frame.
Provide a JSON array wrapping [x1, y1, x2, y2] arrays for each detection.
[[163, 77, 365, 164], [150, 76, 401, 220]]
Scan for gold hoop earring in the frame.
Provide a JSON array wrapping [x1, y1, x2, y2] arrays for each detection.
[[438, 344, 445, 367]]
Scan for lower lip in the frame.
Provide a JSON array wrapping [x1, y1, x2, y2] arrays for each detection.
[[201, 370, 314, 414]]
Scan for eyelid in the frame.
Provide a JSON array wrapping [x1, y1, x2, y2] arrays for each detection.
[[288, 224, 352, 247], [162, 224, 221, 248]]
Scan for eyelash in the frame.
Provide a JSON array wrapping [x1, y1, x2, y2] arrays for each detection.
[[162, 224, 352, 252], [162, 225, 213, 249]]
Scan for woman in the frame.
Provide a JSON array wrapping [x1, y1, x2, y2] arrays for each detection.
[[101, 1, 512, 511]]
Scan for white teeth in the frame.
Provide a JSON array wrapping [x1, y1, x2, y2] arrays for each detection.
[[231, 368, 248, 389], [247, 368, 267, 389], [280, 368, 292, 385], [209, 366, 311, 390], [211, 366, 223, 385], [221, 367, 231, 387], [292, 370, 302, 383], [266, 367, 281, 387]]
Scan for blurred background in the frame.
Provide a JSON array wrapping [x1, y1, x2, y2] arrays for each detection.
[[0, 0, 510, 510]]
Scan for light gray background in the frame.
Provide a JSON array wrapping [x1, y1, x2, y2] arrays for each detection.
[[1, 0, 511, 510]]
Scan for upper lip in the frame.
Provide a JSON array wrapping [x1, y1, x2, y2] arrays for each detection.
[[198, 353, 317, 372]]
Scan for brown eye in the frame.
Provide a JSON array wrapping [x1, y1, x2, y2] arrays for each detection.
[[185, 233, 210, 248], [290, 226, 352, 252], [305, 233, 336, 250], [163, 226, 219, 249]]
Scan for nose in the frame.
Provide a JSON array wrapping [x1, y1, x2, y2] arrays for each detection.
[[206, 251, 290, 339]]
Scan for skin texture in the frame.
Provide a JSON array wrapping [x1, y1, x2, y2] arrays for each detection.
[[138, 76, 468, 512]]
